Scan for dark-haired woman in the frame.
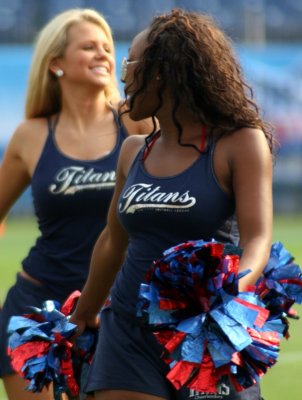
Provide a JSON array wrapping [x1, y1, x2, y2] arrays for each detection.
[[71, 9, 274, 400]]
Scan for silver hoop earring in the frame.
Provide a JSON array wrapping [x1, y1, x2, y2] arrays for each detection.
[[55, 69, 64, 77]]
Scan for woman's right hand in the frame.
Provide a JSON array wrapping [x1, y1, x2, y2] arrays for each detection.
[[69, 313, 100, 340]]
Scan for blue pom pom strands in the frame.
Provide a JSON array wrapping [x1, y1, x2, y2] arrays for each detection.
[[255, 241, 302, 323], [7, 291, 96, 398], [137, 240, 302, 394]]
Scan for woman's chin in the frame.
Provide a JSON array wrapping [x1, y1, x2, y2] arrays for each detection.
[[129, 109, 148, 121]]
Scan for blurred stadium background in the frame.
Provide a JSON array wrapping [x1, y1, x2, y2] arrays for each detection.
[[0, 1, 302, 399]]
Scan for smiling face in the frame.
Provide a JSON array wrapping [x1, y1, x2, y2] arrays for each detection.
[[53, 20, 115, 90]]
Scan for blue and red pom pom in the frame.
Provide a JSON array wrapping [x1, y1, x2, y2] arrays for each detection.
[[137, 240, 302, 393], [7, 241, 302, 396], [7, 290, 96, 397]]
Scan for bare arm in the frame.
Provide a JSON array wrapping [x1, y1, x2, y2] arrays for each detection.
[[70, 135, 145, 328], [230, 128, 273, 290], [0, 125, 32, 222]]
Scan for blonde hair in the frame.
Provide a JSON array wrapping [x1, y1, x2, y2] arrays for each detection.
[[25, 8, 120, 118]]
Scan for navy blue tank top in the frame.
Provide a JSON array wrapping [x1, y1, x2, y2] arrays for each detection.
[[110, 138, 238, 317], [22, 111, 128, 300]]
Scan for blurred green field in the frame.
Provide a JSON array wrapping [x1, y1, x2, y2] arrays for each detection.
[[0, 215, 301, 399]]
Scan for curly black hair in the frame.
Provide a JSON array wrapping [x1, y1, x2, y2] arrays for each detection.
[[123, 8, 276, 153]]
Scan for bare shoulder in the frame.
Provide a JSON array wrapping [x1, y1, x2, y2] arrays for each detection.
[[9, 118, 47, 149], [221, 127, 272, 164], [230, 127, 269, 147], [120, 134, 147, 159], [6, 118, 48, 174], [119, 134, 147, 176], [229, 128, 269, 150]]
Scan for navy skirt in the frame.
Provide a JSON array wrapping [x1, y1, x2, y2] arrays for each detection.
[[85, 308, 262, 400]]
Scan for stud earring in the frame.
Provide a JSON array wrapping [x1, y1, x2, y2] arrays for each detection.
[[55, 69, 64, 77]]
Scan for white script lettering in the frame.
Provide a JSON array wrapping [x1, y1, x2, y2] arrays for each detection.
[[49, 166, 116, 195], [119, 183, 196, 214]]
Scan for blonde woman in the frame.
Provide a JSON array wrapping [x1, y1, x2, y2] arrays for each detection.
[[0, 8, 153, 399]]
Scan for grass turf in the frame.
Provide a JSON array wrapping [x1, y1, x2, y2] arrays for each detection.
[[0, 215, 301, 399]]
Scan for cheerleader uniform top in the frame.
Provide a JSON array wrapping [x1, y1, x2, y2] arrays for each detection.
[[111, 133, 239, 318], [22, 111, 128, 300]]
